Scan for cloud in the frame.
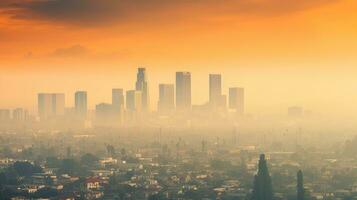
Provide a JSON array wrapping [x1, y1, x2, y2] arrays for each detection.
[[1, 0, 338, 26], [49, 45, 90, 57], [47, 45, 129, 60]]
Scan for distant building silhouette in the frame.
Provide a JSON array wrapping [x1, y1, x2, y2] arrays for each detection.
[[38, 93, 65, 120], [13, 108, 28, 121], [176, 72, 191, 111], [158, 84, 175, 114], [126, 90, 142, 112], [75, 91, 87, 119], [288, 106, 303, 118], [112, 88, 124, 125], [135, 68, 149, 111], [229, 87, 244, 115], [52, 93, 65, 116], [112, 88, 124, 112], [209, 74, 222, 109]]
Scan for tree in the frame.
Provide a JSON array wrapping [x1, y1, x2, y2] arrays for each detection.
[[59, 159, 79, 175], [46, 157, 61, 168], [251, 154, 273, 200], [80, 153, 99, 167], [12, 161, 42, 177], [32, 187, 58, 198], [297, 170, 304, 200]]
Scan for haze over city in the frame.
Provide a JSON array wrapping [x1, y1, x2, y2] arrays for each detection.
[[1, 1, 357, 200], [1, 0, 357, 117]]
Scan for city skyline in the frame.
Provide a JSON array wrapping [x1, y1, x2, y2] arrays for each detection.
[[34, 68, 245, 116], [2, 68, 250, 115], [1, 0, 357, 117], [2, 66, 357, 118]]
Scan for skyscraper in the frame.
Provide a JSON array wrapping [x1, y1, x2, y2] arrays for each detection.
[[209, 74, 222, 108], [229, 87, 244, 115], [13, 108, 28, 121], [51, 93, 65, 116], [38, 93, 65, 120], [135, 68, 149, 110], [38, 93, 53, 120], [158, 84, 175, 114], [126, 90, 142, 112], [112, 88, 124, 112], [75, 91, 87, 119], [288, 106, 303, 118], [176, 72, 191, 111], [112, 88, 124, 124]]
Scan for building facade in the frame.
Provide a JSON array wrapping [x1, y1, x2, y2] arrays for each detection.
[[75, 91, 87, 119], [229, 87, 244, 115], [135, 68, 149, 111], [176, 72, 191, 111], [158, 84, 175, 114]]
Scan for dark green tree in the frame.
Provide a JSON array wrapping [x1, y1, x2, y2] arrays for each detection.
[[80, 153, 99, 167], [297, 170, 304, 200], [12, 161, 42, 177], [251, 154, 273, 200]]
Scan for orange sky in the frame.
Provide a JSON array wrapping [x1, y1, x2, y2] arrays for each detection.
[[1, 0, 357, 116]]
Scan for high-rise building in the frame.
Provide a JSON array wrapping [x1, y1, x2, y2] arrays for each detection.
[[112, 88, 124, 112], [38, 93, 65, 120], [13, 108, 28, 121], [135, 68, 149, 110], [158, 84, 175, 113], [229, 87, 244, 115], [288, 106, 303, 118], [112, 88, 124, 125], [126, 90, 142, 112], [51, 93, 65, 116], [209, 74, 222, 108], [75, 91, 87, 119], [176, 72, 191, 111], [38, 93, 53, 119]]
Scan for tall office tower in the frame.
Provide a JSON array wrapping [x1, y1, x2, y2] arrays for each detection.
[[38, 93, 53, 120], [158, 84, 175, 114], [229, 87, 244, 115], [126, 90, 142, 112], [112, 88, 124, 125], [13, 108, 28, 121], [288, 106, 303, 118], [176, 72, 191, 111], [209, 74, 222, 108], [38, 93, 65, 120], [51, 93, 65, 116], [75, 91, 87, 119], [112, 88, 124, 112], [0, 109, 10, 121], [135, 68, 149, 110]]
